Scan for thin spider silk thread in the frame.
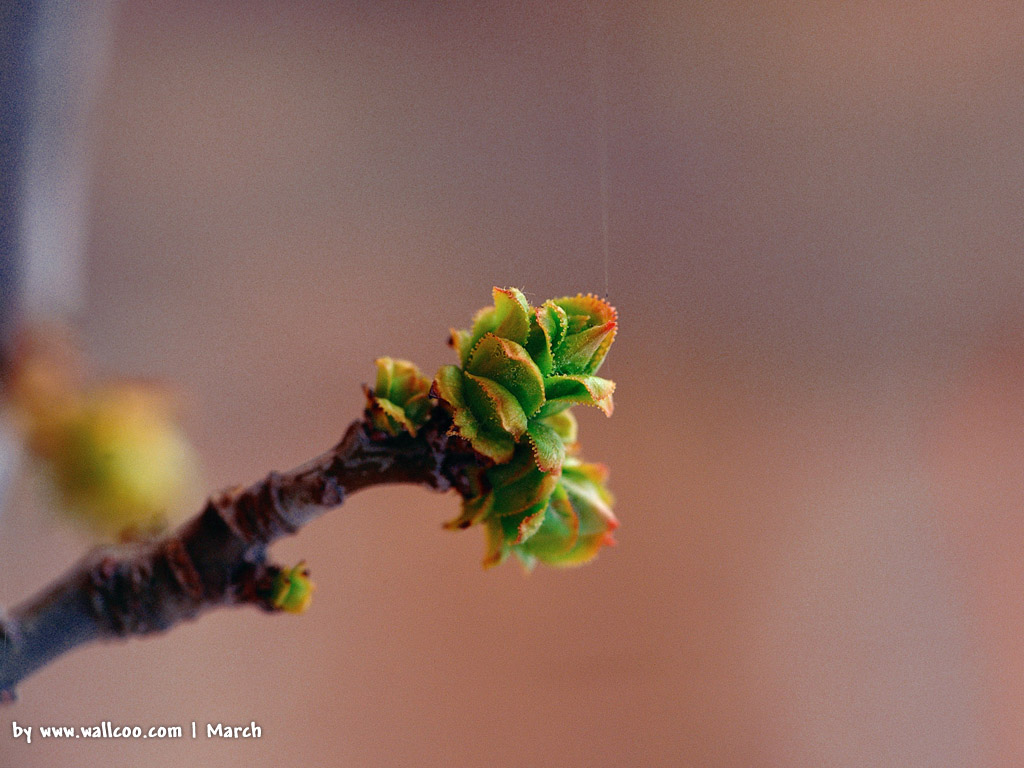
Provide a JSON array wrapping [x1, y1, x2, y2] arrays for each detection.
[[587, 0, 611, 300], [512, 9, 611, 303]]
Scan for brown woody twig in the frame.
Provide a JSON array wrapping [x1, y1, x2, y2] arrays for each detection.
[[0, 409, 479, 702]]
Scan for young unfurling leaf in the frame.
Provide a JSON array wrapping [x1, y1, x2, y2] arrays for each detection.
[[432, 288, 616, 469], [431, 287, 619, 569], [364, 357, 432, 436]]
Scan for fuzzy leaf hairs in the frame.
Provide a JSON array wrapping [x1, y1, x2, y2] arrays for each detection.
[[367, 287, 619, 569], [435, 288, 616, 468]]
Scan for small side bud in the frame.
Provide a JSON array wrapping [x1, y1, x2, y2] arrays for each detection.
[[270, 561, 316, 614], [364, 358, 432, 436]]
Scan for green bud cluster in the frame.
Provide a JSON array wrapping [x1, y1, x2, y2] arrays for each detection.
[[366, 287, 619, 569]]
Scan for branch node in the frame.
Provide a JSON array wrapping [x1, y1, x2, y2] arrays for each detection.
[[215, 472, 301, 555], [87, 552, 156, 636], [318, 474, 344, 507], [160, 537, 203, 601]]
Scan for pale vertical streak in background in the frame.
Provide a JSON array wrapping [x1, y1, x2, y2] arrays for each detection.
[[20, 0, 117, 319]]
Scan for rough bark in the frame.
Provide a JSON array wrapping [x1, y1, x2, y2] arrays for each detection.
[[0, 410, 478, 701]]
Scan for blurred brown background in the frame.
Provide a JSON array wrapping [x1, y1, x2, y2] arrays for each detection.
[[4, 0, 1024, 765]]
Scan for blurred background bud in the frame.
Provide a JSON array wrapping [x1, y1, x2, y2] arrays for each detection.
[[7, 328, 197, 541]]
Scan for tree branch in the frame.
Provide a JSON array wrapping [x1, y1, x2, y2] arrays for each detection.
[[0, 409, 478, 701]]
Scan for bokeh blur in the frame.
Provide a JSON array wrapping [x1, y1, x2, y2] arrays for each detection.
[[3, 1, 1024, 765]]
